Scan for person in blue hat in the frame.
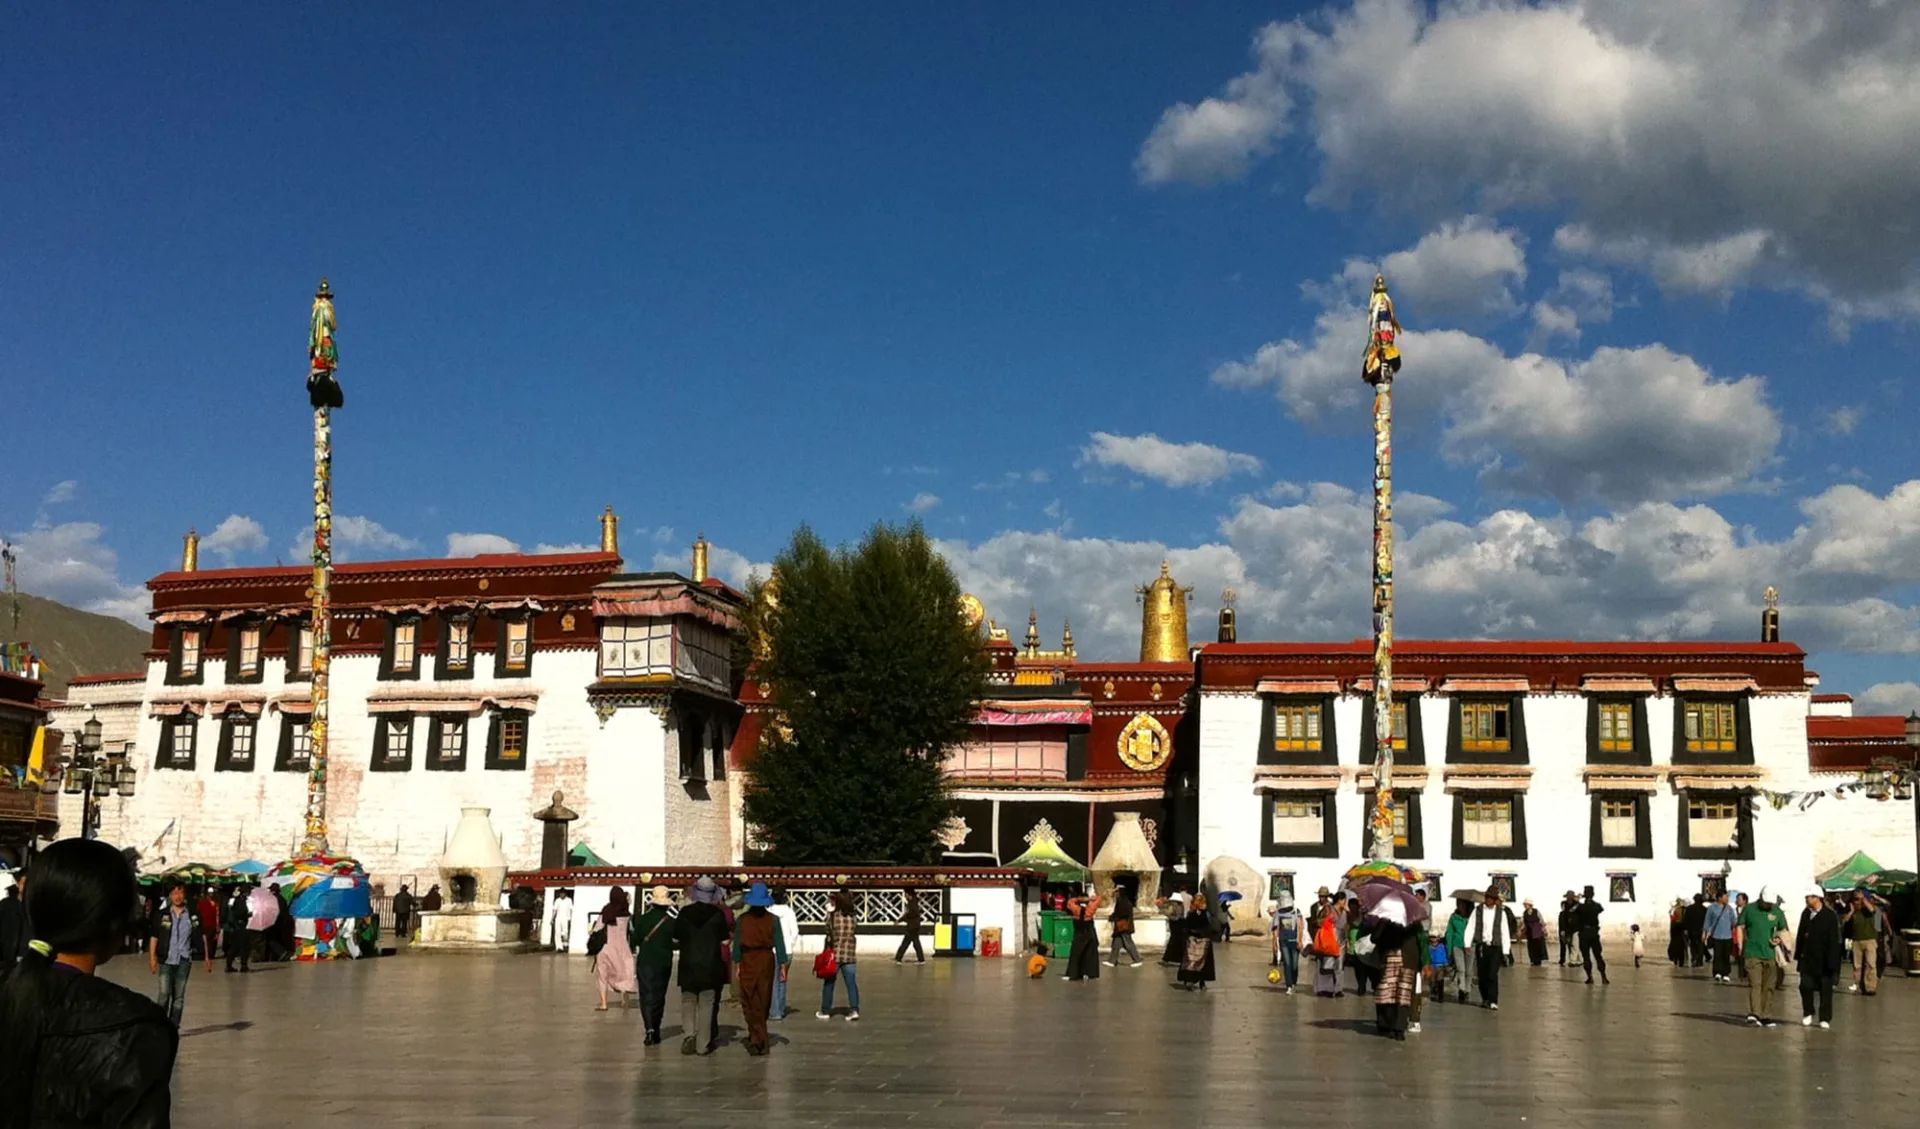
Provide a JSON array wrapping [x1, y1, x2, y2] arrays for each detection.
[[733, 881, 787, 1056]]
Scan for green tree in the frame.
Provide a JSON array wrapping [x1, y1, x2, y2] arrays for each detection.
[[741, 521, 987, 864]]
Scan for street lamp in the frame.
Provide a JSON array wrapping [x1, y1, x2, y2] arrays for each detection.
[[58, 716, 135, 840]]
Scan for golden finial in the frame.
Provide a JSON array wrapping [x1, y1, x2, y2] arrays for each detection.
[[1136, 561, 1193, 662], [599, 505, 620, 556], [1024, 607, 1040, 656], [1761, 585, 1781, 643], [692, 533, 710, 583], [959, 593, 986, 628], [1763, 586, 1779, 611], [1062, 619, 1076, 658], [182, 529, 200, 573]]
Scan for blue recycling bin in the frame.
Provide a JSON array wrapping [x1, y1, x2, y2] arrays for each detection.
[[937, 912, 978, 957]]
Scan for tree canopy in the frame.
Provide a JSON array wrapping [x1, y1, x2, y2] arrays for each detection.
[[740, 521, 988, 864]]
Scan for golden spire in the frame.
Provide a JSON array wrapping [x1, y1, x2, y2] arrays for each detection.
[[1062, 619, 1076, 659], [1218, 586, 1238, 644], [692, 533, 710, 583], [182, 529, 200, 573], [1135, 560, 1193, 662], [1024, 607, 1040, 656], [1762, 585, 1780, 643], [600, 505, 620, 556]]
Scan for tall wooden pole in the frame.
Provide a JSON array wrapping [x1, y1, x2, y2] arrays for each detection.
[[302, 279, 342, 857], [1364, 275, 1401, 862]]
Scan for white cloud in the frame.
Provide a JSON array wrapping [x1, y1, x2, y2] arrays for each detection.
[[1135, 24, 1294, 186], [907, 493, 942, 514], [1823, 406, 1863, 437], [1143, 1, 1920, 320], [41, 480, 77, 507], [1556, 225, 1772, 302], [1079, 431, 1262, 488], [1, 521, 147, 624], [1339, 217, 1528, 321], [287, 515, 419, 564], [1858, 682, 1920, 716], [1215, 318, 1780, 506], [533, 542, 597, 555], [446, 532, 520, 557], [650, 543, 770, 589], [200, 514, 269, 561], [932, 477, 1920, 663]]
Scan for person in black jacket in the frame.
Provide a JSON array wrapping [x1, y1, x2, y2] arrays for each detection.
[[1794, 888, 1843, 1029], [1577, 886, 1611, 985], [1681, 893, 1709, 968], [222, 886, 252, 973], [1556, 892, 1578, 966], [0, 837, 176, 1128], [0, 877, 29, 966]]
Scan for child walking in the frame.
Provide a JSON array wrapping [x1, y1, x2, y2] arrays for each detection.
[[1631, 923, 1645, 968]]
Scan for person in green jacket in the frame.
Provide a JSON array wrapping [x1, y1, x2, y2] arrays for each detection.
[[627, 886, 678, 1047], [1443, 898, 1475, 1003], [1737, 887, 1790, 1026]]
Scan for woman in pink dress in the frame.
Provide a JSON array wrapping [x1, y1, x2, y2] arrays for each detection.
[[592, 887, 638, 1011]]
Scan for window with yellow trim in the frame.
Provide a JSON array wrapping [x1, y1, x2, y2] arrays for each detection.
[[1461, 701, 1510, 752], [1683, 701, 1736, 753], [1273, 704, 1322, 752], [1597, 702, 1633, 752], [1462, 797, 1514, 847]]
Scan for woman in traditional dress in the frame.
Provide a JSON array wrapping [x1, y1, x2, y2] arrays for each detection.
[[1176, 893, 1216, 990], [591, 887, 637, 1011], [1371, 920, 1424, 1041], [1521, 899, 1550, 966]]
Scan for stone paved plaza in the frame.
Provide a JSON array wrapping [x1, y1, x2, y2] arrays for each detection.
[[109, 944, 1918, 1128]]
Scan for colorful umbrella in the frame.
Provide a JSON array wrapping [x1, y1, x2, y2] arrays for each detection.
[[1343, 859, 1425, 888], [138, 862, 246, 888], [1352, 877, 1430, 926]]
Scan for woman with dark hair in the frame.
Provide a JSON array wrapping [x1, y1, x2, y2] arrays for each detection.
[[590, 887, 636, 1012], [0, 838, 176, 1127], [819, 889, 862, 1019]]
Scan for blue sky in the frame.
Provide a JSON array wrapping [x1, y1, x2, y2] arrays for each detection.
[[6, 3, 1920, 706]]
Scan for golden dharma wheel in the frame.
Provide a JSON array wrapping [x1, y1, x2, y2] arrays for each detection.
[[959, 593, 986, 627]]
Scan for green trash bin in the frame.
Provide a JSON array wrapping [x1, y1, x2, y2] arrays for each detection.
[[1040, 910, 1075, 954]]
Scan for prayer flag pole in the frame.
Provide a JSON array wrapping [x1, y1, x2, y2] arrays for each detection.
[[1363, 274, 1402, 862], [302, 279, 343, 856]]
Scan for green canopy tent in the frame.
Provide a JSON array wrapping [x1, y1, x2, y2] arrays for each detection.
[[1817, 850, 1886, 892], [1004, 837, 1089, 884], [566, 842, 611, 868], [1865, 868, 1917, 893]]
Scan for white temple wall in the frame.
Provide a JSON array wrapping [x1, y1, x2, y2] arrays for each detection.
[[579, 706, 669, 864]]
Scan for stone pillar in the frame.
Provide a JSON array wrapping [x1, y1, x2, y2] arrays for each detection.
[[533, 790, 579, 871]]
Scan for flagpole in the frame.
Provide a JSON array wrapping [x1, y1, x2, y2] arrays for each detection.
[[302, 279, 342, 857], [1364, 274, 1401, 863]]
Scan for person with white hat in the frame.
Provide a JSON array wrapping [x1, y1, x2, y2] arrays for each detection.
[[1736, 886, 1790, 1026], [628, 886, 677, 1046], [1793, 888, 1843, 1029]]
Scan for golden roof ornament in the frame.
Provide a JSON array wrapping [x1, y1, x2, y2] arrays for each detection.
[[182, 529, 200, 573], [959, 593, 985, 629], [600, 505, 620, 556], [1061, 619, 1076, 658], [1136, 560, 1193, 662], [1024, 607, 1041, 656], [692, 533, 710, 583], [1762, 585, 1781, 643], [1217, 586, 1238, 644]]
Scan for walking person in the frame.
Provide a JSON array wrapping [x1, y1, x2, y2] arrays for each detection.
[[629, 886, 676, 1046], [1795, 888, 1843, 1029], [0, 838, 176, 1127], [148, 882, 208, 1028], [221, 885, 252, 973], [1105, 885, 1141, 968], [1703, 890, 1737, 981], [1521, 899, 1549, 966], [1842, 889, 1882, 996], [193, 888, 220, 967], [1576, 885, 1610, 984], [391, 884, 414, 944], [1666, 898, 1688, 966], [1443, 896, 1475, 1003], [1345, 896, 1378, 996], [1408, 889, 1432, 1030], [1063, 886, 1102, 981], [1738, 887, 1790, 1027], [245, 882, 279, 965], [818, 890, 861, 1020], [1681, 893, 1710, 968], [1732, 892, 1751, 980], [1308, 888, 1346, 998], [1469, 888, 1517, 1009], [767, 888, 799, 1020], [590, 887, 637, 1012], [674, 877, 730, 1054], [893, 888, 927, 964], [1175, 892, 1216, 991], [733, 883, 787, 1056], [1371, 920, 1426, 1041], [1269, 892, 1302, 992], [1557, 892, 1579, 966]]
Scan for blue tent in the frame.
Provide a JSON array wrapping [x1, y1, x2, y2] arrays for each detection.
[[228, 859, 271, 876], [286, 875, 373, 920]]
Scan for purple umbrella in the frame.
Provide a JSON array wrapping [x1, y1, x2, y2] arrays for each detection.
[[1353, 877, 1429, 926]]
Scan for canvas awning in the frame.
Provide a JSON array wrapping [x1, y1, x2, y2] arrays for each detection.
[[1817, 850, 1885, 891], [1004, 837, 1089, 883]]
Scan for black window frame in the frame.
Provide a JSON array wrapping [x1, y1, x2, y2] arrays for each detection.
[[370, 713, 415, 772], [1446, 696, 1530, 766], [225, 620, 266, 685], [155, 713, 199, 770], [1259, 791, 1340, 859], [426, 713, 469, 771], [493, 614, 534, 679], [284, 619, 314, 683], [378, 615, 423, 682], [1450, 790, 1528, 860], [485, 708, 531, 770], [214, 710, 258, 772], [274, 713, 312, 772], [166, 627, 206, 686], [678, 708, 708, 781], [436, 613, 475, 681], [1676, 788, 1755, 860], [1588, 791, 1652, 859], [1257, 695, 1339, 767], [1672, 696, 1754, 766], [1360, 694, 1426, 766], [1360, 789, 1425, 859], [1585, 696, 1651, 765]]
